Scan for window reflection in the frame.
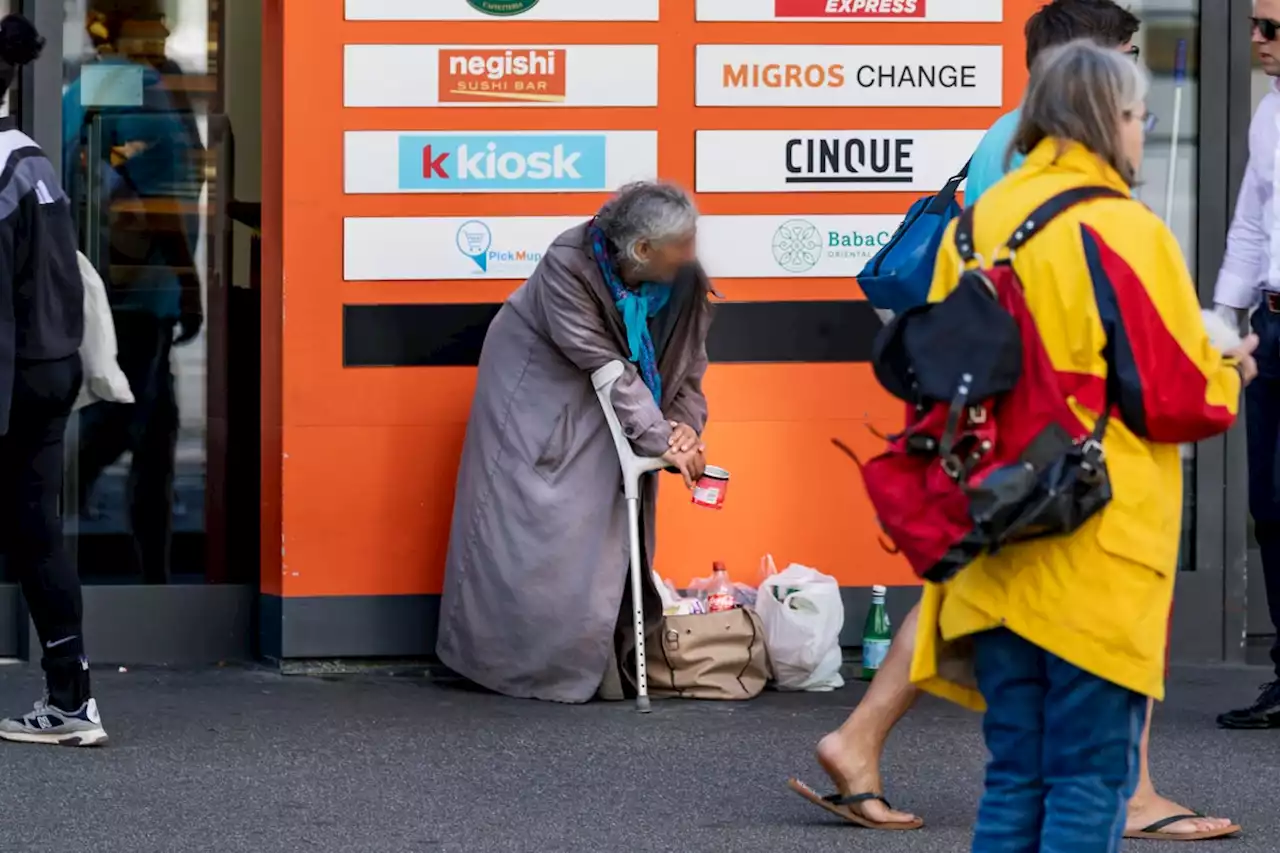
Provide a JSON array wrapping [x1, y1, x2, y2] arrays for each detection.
[[1125, 2, 1201, 571], [61, 0, 216, 583]]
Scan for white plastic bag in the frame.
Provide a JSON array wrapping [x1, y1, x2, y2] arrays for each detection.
[[74, 251, 134, 411], [757, 563, 845, 692]]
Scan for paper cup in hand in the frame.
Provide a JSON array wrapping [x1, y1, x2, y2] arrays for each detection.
[[1201, 308, 1242, 352]]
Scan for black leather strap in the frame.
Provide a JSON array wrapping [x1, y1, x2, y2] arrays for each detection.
[[955, 204, 979, 262], [1137, 814, 1204, 835], [1005, 186, 1128, 251], [923, 157, 972, 215], [954, 185, 1127, 263], [823, 792, 896, 810]]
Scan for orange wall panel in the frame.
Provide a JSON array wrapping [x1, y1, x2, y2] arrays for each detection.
[[272, 0, 1044, 598]]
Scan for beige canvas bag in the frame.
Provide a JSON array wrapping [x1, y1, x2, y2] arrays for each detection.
[[646, 608, 771, 701]]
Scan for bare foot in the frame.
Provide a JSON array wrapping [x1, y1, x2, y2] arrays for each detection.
[[1126, 793, 1236, 837], [815, 732, 919, 825]]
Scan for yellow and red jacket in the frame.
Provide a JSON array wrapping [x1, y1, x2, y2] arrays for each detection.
[[910, 139, 1241, 707]]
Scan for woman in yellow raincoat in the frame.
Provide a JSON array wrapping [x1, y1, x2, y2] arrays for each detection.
[[910, 40, 1258, 852]]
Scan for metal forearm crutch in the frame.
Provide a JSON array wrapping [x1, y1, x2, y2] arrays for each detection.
[[591, 360, 668, 713]]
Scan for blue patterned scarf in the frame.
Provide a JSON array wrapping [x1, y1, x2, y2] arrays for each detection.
[[588, 224, 670, 403]]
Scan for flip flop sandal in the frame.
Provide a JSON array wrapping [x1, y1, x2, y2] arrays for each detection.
[[787, 778, 924, 831], [1124, 814, 1243, 841]]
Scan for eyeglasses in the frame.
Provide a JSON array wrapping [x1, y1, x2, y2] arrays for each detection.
[[1124, 109, 1158, 133], [1254, 17, 1280, 41], [1124, 45, 1141, 60]]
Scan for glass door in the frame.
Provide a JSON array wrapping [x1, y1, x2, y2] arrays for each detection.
[[1124, 1, 1202, 576], [1115, 0, 1245, 661], [60, 0, 215, 587]]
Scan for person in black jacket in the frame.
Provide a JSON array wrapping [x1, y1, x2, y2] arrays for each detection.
[[0, 14, 107, 747]]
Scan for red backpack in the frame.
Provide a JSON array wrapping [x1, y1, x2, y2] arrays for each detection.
[[843, 186, 1127, 582]]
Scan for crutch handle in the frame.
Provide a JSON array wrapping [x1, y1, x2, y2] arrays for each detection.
[[591, 360, 667, 501], [592, 359, 626, 391]]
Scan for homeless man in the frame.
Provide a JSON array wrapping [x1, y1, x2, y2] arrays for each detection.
[[437, 181, 713, 703]]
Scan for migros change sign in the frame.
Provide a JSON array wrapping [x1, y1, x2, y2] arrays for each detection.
[[697, 44, 1002, 107]]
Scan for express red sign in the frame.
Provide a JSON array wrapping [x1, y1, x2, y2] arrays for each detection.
[[774, 0, 925, 17]]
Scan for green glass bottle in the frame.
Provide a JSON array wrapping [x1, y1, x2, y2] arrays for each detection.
[[860, 585, 892, 681]]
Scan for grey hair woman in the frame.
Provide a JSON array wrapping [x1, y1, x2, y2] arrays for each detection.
[[437, 181, 715, 704], [910, 38, 1256, 852], [1008, 36, 1151, 185]]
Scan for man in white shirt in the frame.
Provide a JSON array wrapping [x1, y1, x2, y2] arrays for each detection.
[[1215, 4, 1280, 729]]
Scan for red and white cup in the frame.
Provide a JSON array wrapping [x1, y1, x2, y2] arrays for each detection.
[[691, 466, 730, 510]]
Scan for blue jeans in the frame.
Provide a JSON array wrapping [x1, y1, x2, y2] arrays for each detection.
[[972, 629, 1147, 853]]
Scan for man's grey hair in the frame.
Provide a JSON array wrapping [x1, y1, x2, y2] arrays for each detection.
[[595, 181, 698, 265], [1009, 38, 1149, 184]]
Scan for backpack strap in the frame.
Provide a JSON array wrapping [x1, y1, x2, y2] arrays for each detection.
[[955, 184, 1126, 264], [955, 204, 979, 263], [1005, 186, 1128, 252], [923, 156, 972, 215]]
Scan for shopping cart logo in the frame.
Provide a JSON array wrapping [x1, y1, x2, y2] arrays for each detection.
[[453, 219, 546, 273], [456, 221, 495, 271]]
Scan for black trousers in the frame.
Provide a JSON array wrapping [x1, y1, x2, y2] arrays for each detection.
[[1247, 308, 1280, 679], [0, 355, 87, 682], [76, 311, 177, 583]]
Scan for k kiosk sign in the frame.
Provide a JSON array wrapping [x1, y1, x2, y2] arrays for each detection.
[[344, 131, 658, 193], [260, 0, 1036, 660]]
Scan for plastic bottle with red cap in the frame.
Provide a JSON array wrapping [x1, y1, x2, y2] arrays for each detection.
[[706, 562, 737, 612]]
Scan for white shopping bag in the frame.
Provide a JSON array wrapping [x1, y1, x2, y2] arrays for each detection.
[[757, 563, 845, 692], [74, 251, 134, 411]]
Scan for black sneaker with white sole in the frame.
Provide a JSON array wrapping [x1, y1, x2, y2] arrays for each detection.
[[1217, 681, 1280, 730], [0, 697, 108, 746]]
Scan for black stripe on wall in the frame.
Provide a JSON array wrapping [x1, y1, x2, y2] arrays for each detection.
[[342, 300, 883, 367]]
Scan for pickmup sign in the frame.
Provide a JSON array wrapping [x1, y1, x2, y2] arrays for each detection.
[[696, 0, 1002, 22]]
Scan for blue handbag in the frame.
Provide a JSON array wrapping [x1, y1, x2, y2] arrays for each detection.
[[857, 158, 970, 315]]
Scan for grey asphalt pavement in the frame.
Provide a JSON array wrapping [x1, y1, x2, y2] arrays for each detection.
[[0, 662, 1276, 852]]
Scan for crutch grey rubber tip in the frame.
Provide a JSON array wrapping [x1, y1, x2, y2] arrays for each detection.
[[636, 696, 652, 713]]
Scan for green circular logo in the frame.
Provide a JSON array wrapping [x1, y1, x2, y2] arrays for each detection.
[[772, 219, 822, 273], [466, 0, 541, 15]]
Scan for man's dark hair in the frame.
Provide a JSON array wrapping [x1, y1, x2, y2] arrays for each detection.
[[1025, 0, 1140, 69]]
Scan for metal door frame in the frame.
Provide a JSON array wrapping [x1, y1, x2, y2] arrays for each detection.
[[1177, 0, 1255, 664]]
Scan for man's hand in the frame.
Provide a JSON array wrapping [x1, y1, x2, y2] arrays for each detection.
[[662, 446, 703, 489], [109, 141, 149, 168], [1226, 333, 1260, 386], [668, 421, 703, 454]]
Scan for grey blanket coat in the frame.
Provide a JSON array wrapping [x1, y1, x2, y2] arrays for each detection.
[[437, 224, 711, 703]]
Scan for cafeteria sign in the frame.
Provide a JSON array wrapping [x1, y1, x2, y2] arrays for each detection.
[[467, 0, 541, 15]]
